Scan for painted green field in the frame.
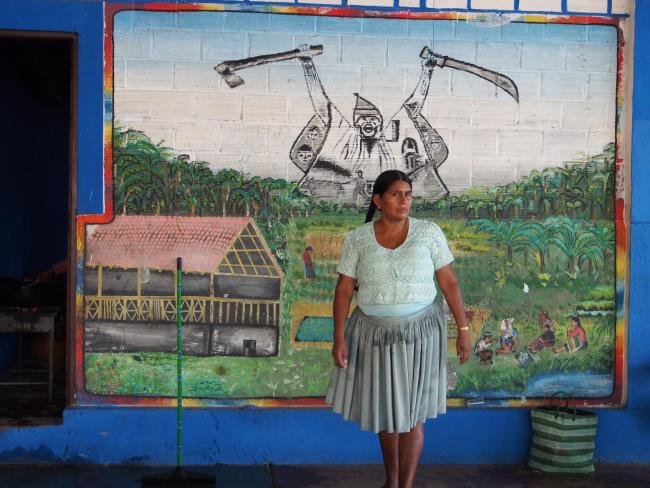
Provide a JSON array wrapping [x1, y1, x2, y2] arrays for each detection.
[[85, 213, 616, 398]]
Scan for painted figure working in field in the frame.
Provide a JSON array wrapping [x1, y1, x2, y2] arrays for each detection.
[[538, 310, 557, 333], [553, 316, 589, 353], [495, 317, 518, 355], [216, 45, 519, 205], [327, 170, 471, 488], [303, 246, 315, 279], [526, 317, 556, 353], [474, 331, 495, 365]]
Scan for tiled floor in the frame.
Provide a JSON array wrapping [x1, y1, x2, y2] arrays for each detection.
[[0, 464, 649, 488]]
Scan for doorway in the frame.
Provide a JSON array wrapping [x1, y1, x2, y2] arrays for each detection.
[[0, 32, 75, 425]]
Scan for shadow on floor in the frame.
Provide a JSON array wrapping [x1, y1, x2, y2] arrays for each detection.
[[271, 464, 650, 488], [0, 463, 649, 488]]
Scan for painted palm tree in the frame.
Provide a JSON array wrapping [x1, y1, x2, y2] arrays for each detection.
[[257, 177, 275, 214], [433, 197, 452, 218], [577, 231, 603, 275], [449, 195, 466, 219], [214, 168, 243, 216], [586, 184, 607, 220], [412, 196, 428, 215], [586, 221, 616, 269], [114, 153, 148, 214], [152, 155, 187, 214], [181, 161, 215, 215], [482, 199, 501, 220], [465, 200, 485, 219], [113, 129, 171, 214], [591, 166, 615, 218], [230, 181, 262, 217], [575, 161, 596, 195], [547, 217, 583, 273], [501, 181, 527, 218], [465, 219, 532, 263], [289, 189, 312, 217], [540, 186, 559, 217], [522, 169, 547, 218], [518, 222, 554, 273]]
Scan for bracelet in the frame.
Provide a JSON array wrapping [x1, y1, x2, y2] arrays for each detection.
[[458, 326, 469, 331]]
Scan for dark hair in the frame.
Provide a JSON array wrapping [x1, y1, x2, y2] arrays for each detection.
[[364, 170, 412, 223], [570, 316, 581, 326]]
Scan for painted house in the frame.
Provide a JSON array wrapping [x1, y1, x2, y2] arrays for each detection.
[[83, 215, 283, 357]]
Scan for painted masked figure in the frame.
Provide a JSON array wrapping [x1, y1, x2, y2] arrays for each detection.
[[291, 45, 451, 203], [216, 44, 519, 204]]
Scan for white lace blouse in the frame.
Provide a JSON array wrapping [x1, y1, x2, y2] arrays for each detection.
[[337, 217, 454, 307]]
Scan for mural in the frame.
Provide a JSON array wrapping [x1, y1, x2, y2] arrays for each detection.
[[216, 44, 519, 203], [84, 216, 282, 358], [82, 3, 626, 406]]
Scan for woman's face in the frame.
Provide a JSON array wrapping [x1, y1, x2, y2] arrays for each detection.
[[373, 180, 413, 221]]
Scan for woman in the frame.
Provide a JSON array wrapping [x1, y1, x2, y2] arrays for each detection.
[[326, 170, 471, 488], [553, 316, 588, 353]]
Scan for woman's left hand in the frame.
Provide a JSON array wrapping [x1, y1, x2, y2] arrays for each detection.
[[456, 333, 471, 364]]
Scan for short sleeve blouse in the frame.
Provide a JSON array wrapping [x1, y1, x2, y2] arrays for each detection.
[[336, 217, 454, 305]]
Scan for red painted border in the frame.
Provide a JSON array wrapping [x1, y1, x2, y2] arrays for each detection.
[[73, 2, 628, 408]]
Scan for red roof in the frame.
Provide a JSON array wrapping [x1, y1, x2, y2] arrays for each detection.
[[86, 215, 252, 273]]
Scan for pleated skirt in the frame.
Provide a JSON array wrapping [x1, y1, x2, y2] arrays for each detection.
[[325, 304, 448, 434]]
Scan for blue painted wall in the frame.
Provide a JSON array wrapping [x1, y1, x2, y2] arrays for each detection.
[[0, 0, 649, 464]]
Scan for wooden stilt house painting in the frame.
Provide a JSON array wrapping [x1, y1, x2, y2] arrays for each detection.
[[83, 216, 283, 357]]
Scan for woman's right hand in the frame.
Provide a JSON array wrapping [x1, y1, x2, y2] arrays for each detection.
[[332, 338, 349, 369]]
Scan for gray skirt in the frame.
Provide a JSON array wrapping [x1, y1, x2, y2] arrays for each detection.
[[325, 304, 448, 434]]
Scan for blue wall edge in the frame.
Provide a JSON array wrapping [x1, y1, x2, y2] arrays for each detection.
[[0, 406, 648, 464], [0, 0, 648, 465]]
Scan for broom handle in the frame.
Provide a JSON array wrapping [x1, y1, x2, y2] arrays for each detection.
[[176, 257, 183, 468]]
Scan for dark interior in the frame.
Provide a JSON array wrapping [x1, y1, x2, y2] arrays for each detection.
[[0, 35, 72, 424]]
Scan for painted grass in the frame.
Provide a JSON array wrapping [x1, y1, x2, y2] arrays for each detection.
[[449, 316, 615, 394], [85, 347, 332, 398]]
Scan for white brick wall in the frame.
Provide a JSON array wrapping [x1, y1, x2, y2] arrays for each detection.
[[426, 0, 467, 8], [125, 60, 174, 90], [349, 0, 394, 7], [567, 0, 608, 13], [472, 158, 517, 186], [113, 10, 619, 191], [471, 0, 515, 10], [453, 129, 498, 157], [518, 0, 562, 12], [175, 122, 221, 152], [612, 0, 634, 15]]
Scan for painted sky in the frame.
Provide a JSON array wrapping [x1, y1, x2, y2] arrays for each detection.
[[112, 10, 617, 193]]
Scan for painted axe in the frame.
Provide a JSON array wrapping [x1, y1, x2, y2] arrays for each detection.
[[420, 46, 519, 102], [216, 44, 324, 88]]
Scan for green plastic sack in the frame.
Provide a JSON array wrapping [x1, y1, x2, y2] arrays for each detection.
[[528, 393, 598, 474]]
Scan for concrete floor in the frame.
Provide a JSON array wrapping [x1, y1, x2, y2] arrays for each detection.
[[0, 464, 649, 488]]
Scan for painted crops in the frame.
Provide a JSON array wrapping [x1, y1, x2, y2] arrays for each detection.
[[79, 3, 627, 407]]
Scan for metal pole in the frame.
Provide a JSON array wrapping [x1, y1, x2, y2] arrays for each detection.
[[141, 256, 215, 486], [176, 257, 183, 469]]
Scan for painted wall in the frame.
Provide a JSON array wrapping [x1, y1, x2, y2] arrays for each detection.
[[1, 0, 649, 464], [89, 4, 623, 406]]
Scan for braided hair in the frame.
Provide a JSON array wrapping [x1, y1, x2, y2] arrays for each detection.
[[365, 170, 413, 223]]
